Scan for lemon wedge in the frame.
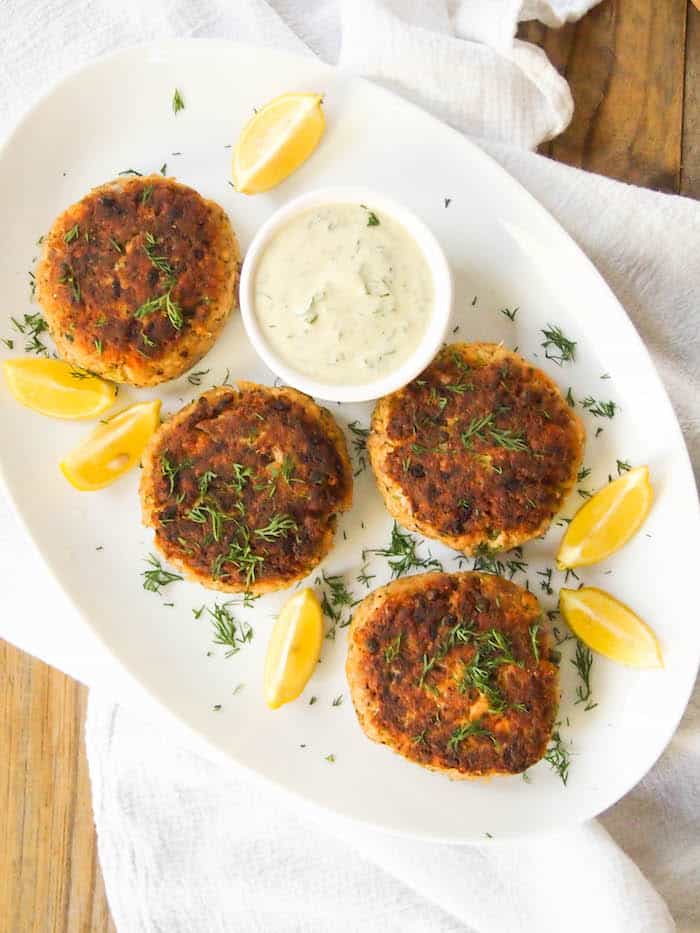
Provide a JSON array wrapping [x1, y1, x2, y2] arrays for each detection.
[[60, 399, 161, 491], [559, 587, 663, 668], [232, 93, 325, 195], [2, 358, 116, 419], [264, 588, 323, 709], [557, 466, 653, 569]]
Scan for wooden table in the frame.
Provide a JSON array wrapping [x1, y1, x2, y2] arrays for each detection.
[[2, 4, 698, 929]]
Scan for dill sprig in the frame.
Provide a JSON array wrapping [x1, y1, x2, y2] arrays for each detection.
[[141, 553, 183, 593], [460, 413, 527, 452], [208, 601, 253, 658], [471, 544, 527, 580], [214, 528, 264, 585], [545, 731, 571, 784], [384, 633, 402, 663], [64, 224, 80, 244], [529, 622, 540, 663], [11, 312, 49, 355], [254, 513, 297, 541], [347, 421, 369, 474], [160, 454, 191, 496], [447, 720, 494, 753], [228, 462, 253, 495], [134, 289, 183, 330], [572, 640, 596, 710], [172, 88, 185, 114], [187, 502, 227, 542], [187, 368, 210, 386], [581, 396, 616, 418], [541, 325, 576, 365], [364, 522, 442, 579], [143, 232, 175, 278], [316, 570, 354, 637], [58, 262, 81, 303]]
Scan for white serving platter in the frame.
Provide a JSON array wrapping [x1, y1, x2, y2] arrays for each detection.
[[0, 39, 697, 842]]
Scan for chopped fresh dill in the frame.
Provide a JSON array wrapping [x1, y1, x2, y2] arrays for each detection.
[[143, 232, 174, 277], [172, 88, 185, 114], [316, 570, 354, 637], [94, 338, 103, 355], [134, 289, 183, 330], [228, 463, 253, 495], [187, 368, 210, 386], [384, 633, 402, 663], [58, 263, 81, 303], [577, 466, 591, 482], [118, 168, 143, 176], [11, 312, 49, 355], [109, 237, 123, 253], [565, 387, 575, 407], [581, 396, 616, 418], [347, 421, 369, 473], [545, 731, 571, 784], [541, 324, 576, 365], [197, 470, 217, 497], [364, 522, 442, 579], [616, 459, 631, 475], [447, 720, 494, 753], [254, 513, 297, 541], [529, 622, 540, 663], [572, 640, 596, 709], [356, 561, 375, 588], [325, 754, 336, 763], [309, 696, 317, 705], [499, 306, 518, 321], [141, 553, 183, 593], [331, 694, 343, 707], [537, 567, 554, 596], [64, 224, 80, 243], [141, 185, 154, 205], [208, 601, 253, 658], [160, 453, 191, 495]]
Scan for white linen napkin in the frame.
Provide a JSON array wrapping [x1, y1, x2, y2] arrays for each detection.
[[1, 1, 698, 931]]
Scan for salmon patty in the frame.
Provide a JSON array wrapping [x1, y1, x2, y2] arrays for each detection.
[[346, 572, 558, 778], [36, 175, 239, 386], [368, 343, 584, 554], [140, 384, 353, 594]]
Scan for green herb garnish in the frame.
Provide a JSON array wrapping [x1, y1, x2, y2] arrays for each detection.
[[64, 224, 80, 244], [541, 325, 576, 365], [141, 553, 183, 593], [172, 88, 185, 114], [364, 522, 442, 578], [545, 731, 571, 784]]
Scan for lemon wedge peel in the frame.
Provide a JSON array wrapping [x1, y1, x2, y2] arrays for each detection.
[[60, 399, 161, 491], [264, 588, 324, 709], [557, 466, 653, 569], [559, 587, 663, 669], [2, 358, 117, 420], [233, 93, 325, 195]]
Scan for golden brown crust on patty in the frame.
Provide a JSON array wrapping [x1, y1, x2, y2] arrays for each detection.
[[368, 343, 585, 554], [346, 572, 558, 778], [36, 175, 239, 386], [140, 383, 352, 594]]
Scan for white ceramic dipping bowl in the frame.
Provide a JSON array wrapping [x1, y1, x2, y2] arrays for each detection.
[[238, 187, 453, 403]]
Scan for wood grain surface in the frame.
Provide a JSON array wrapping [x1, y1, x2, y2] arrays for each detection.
[[2, 3, 699, 929]]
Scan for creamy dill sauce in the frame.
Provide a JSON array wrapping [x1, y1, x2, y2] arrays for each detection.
[[253, 204, 434, 385]]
